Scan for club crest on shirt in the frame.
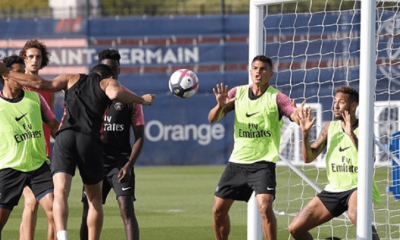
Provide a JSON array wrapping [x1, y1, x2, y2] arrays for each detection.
[[114, 102, 123, 111]]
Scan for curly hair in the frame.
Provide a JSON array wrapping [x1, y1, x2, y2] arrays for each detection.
[[336, 85, 359, 104], [0, 55, 25, 85], [19, 39, 50, 69], [98, 49, 121, 64]]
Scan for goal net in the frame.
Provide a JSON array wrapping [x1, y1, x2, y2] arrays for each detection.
[[248, 0, 400, 239]]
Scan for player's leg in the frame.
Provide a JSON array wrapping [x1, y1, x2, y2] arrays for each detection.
[[213, 162, 251, 240], [117, 196, 139, 240], [255, 193, 276, 240], [37, 192, 56, 240], [80, 186, 89, 240], [78, 140, 104, 240], [0, 169, 30, 240], [347, 189, 357, 225], [212, 163, 241, 240], [52, 172, 73, 240], [288, 196, 334, 240], [249, 162, 278, 240], [80, 176, 110, 240], [346, 190, 379, 240], [0, 208, 12, 240], [19, 186, 39, 240], [51, 129, 79, 240], [212, 196, 234, 240], [28, 163, 56, 240], [108, 163, 138, 240], [76, 132, 105, 240], [84, 182, 104, 240]]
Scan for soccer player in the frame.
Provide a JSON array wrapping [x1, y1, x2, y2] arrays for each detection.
[[288, 86, 380, 240], [0, 55, 58, 240], [19, 39, 58, 240], [80, 49, 143, 240], [0, 62, 155, 240], [208, 55, 302, 240]]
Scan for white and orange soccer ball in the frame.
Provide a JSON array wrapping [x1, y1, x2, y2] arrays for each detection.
[[168, 69, 199, 98]]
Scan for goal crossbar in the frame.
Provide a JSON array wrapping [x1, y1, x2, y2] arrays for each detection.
[[250, 0, 309, 7]]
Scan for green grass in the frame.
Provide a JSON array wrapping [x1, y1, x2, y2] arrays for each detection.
[[2, 165, 399, 239]]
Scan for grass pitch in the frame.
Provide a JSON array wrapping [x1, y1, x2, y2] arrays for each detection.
[[2, 165, 399, 239]]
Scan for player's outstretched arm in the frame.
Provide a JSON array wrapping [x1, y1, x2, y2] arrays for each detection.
[[102, 78, 155, 105], [208, 83, 235, 123], [1, 65, 72, 92]]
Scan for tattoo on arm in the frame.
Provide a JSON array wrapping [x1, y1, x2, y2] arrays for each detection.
[[310, 123, 330, 155]]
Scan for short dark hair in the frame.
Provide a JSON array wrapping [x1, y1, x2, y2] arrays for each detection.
[[98, 49, 121, 64], [252, 55, 273, 71], [19, 39, 50, 69], [0, 55, 24, 85], [336, 86, 359, 104], [90, 64, 114, 78]]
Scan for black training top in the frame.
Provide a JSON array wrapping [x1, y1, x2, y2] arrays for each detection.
[[58, 73, 110, 140], [102, 100, 133, 158]]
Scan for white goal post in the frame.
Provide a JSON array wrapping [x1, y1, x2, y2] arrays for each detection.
[[357, 1, 375, 240], [247, 0, 376, 240]]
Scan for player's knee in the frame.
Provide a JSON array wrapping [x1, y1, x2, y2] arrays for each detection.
[[46, 212, 55, 224], [85, 191, 102, 205], [24, 200, 39, 212], [257, 203, 273, 219], [348, 210, 357, 225], [288, 221, 296, 235], [288, 222, 304, 239], [87, 198, 102, 209], [54, 188, 68, 201], [347, 204, 357, 225], [86, 193, 103, 210], [120, 204, 134, 219], [212, 205, 225, 219], [212, 205, 220, 217], [40, 203, 54, 222]]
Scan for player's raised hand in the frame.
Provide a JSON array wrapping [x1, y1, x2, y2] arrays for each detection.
[[292, 100, 308, 124], [342, 110, 352, 136], [208, 83, 235, 122], [213, 83, 235, 107], [292, 100, 302, 123], [298, 105, 316, 133]]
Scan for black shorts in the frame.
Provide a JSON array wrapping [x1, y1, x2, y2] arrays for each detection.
[[215, 161, 276, 202], [0, 163, 53, 210], [102, 154, 135, 204], [52, 130, 104, 185], [317, 188, 357, 217]]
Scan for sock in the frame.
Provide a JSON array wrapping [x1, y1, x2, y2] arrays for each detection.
[[57, 230, 68, 240]]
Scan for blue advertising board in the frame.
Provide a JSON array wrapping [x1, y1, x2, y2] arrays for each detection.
[[1, 12, 399, 165]]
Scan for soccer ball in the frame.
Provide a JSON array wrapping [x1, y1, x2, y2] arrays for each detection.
[[168, 69, 199, 98]]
